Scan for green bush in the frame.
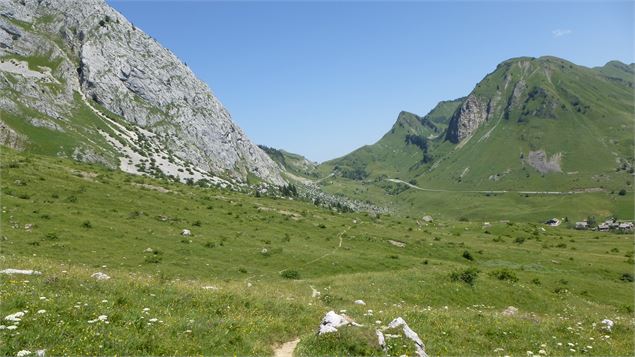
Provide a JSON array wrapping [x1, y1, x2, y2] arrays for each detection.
[[280, 270, 300, 280], [489, 269, 519, 282], [450, 267, 479, 286], [620, 273, 634, 282], [462, 250, 474, 261]]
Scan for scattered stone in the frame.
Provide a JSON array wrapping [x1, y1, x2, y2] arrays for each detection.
[[502, 306, 518, 317], [354, 299, 366, 305], [90, 272, 110, 281], [385, 317, 428, 357], [0, 269, 41, 275], [202, 286, 219, 290], [376, 330, 385, 350], [5, 311, 26, 322], [318, 311, 362, 335], [601, 319, 614, 331], [181, 229, 192, 237], [144, 247, 153, 253], [388, 240, 406, 248], [422, 215, 433, 223]]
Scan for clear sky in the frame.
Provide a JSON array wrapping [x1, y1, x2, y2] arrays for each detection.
[[107, 0, 634, 163]]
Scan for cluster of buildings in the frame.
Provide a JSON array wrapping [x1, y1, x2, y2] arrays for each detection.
[[575, 218, 633, 232], [544, 217, 633, 232]]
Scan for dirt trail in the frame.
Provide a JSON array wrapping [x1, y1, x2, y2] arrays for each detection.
[[273, 338, 300, 357], [386, 178, 598, 195]]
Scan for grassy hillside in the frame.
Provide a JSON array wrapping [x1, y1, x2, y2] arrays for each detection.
[[318, 104, 461, 182], [258, 145, 319, 179], [1, 149, 633, 355], [314, 57, 634, 220]]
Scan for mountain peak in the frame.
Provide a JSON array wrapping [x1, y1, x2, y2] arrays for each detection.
[[0, 0, 285, 185]]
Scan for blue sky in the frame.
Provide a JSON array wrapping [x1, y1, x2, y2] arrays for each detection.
[[108, 0, 634, 162]]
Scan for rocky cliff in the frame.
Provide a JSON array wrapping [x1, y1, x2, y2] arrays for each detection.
[[0, 0, 284, 185]]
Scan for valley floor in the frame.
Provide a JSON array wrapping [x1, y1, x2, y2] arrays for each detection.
[[1, 150, 633, 356]]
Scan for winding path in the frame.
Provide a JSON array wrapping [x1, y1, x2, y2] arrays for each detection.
[[273, 338, 300, 357], [386, 178, 601, 195]]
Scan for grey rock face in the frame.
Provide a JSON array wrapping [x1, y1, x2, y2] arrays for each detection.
[[0, 0, 284, 185], [445, 94, 488, 143], [0, 120, 26, 150]]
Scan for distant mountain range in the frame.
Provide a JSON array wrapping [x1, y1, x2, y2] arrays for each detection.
[[303, 56, 634, 191], [260, 56, 633, 218]]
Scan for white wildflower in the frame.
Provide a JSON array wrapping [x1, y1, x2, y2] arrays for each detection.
[[37, 310, 46, 314], [149, 318, 158, 323], [7, 325, 17, 330], [16, 350, 31, 357]]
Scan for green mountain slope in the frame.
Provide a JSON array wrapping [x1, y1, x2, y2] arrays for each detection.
[[423, 56, 634, 191], [315, 56, 634, 219], [319, 100, 462, 181], [258, 145, 319, 179]]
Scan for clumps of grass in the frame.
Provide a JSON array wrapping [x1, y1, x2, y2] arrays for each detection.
[[144, 255, 162, 264], [81, 220, 92, 228], [620, 273, 634, 282], [462, 250, 474, 261], [192, 220, 202, 227], [531, 277, 542, 285], [388, 254, 399, 259], [66, 195, 78, 203], [238, 267, 247, 274], [204, 241, 216, 248], [280, 270, 300, 280], [450, 267, 479, 286], [43, 232, 59, 241], [489, 269, 519, 282], [514, 237, 525, 244]]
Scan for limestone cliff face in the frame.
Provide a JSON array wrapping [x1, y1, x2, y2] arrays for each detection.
[[445, 94, 488, 143], [0, 0, 284, 185]]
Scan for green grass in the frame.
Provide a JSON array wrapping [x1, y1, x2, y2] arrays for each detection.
[[1, 149, 633, 355], [0, 53, 64, 73]]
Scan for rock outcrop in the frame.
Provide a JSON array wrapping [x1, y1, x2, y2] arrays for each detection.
[[0, 0, 284, 185], [445, 94, 488, 143]]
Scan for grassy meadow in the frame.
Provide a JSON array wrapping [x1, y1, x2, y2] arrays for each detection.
[[1, 149, 634, 356]]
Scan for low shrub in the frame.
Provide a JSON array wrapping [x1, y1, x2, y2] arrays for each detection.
[[489, 269, 519, 282], [450, 267, 479, 286], [280, 270, 300, 280]]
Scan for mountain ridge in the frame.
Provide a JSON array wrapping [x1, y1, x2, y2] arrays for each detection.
[[0, 0, 285, 185]]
